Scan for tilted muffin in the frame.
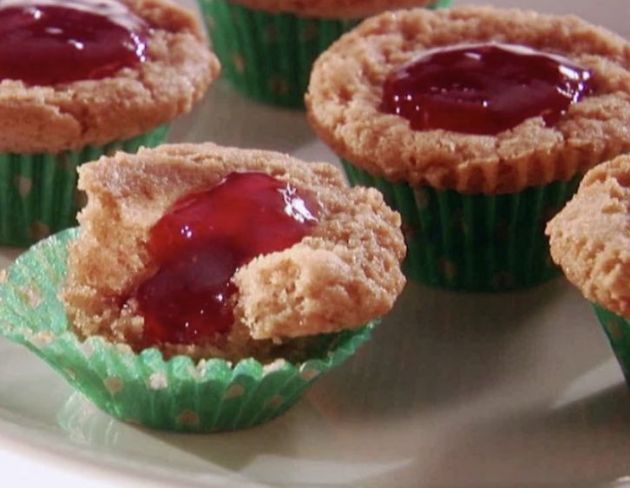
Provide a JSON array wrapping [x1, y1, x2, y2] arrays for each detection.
[[197, 0, 450, 108], [306, 6, 630, 291], [0, 143, 405, 432], [547, 155, 630, 380], [0, 0, 220, 246]]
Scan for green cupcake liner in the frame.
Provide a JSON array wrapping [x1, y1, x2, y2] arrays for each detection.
[[0, 229, 374, 432], [594, 304, 630, 383], [198, 0, 452, 108], [0, 125, 169, 248], [342, 161, 582, 291], [198, 0, 358, 107]]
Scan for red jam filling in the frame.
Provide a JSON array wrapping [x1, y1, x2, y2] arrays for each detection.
[[136, 172, 319, 347], [381, 43, 593, 135], [0, 0, 149, 85]]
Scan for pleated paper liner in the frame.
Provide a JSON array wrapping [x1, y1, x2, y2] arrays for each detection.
[[0, 125, 169, 247], [594, 304, 630, 384], [0, 229, 374, 433], [198, 0, 453, 108], [342, 161, 581, 291]]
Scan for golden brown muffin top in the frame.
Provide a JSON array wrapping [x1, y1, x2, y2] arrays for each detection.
[[228, 0, 441, 19], [62, 143, 406, 361], [306, 6, 630, 194], [0, 0, 220, 154], [547, 155, 630, 318]]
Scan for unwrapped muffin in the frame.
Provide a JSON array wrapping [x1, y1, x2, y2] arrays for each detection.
[[306, 6, 630, 291], [0, 143, 406, 432]]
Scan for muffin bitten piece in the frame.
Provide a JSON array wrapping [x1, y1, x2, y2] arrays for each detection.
[[62, 143, 406, 360], [546, 155, 630, 317]]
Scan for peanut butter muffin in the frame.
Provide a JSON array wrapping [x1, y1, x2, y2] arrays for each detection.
[[0, 0, 220, 246], [547, 155, 630, 380], [197, 0, 449, 107], [306, 6, 630, 291], [64, 142, 405, 360], [0, 143, 405, 432]]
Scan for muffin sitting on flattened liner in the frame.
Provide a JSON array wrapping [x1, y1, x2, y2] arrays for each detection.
[[196, 0, 450, 107], [306, 6, 630, 291], [0, 143, 406, 432], [547, 155, 630, 381], [0, 0, 220, 245]]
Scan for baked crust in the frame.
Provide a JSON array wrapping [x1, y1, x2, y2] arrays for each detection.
[[306, 6, 630, 194], [228, 0, 440, 19], [546, 155, 630, 318], [0, 0, 220, 154], [62, 143, 406, 361]]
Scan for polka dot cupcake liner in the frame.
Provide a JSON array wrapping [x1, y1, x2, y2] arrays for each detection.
[[0, 125, 169, 247], [342, 160, 582, 291], [594, 305, 630, 383], [198, 0, 452, 108], [0, 229, 374, 433]]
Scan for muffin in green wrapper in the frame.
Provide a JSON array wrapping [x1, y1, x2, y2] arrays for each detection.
[[307, 7, 630, 291], [0, 229, 375, 432], [197, 0, 451, 108], [547, 155, 630, 385], [0, 143, 406, 432], [0, 0, 220, 246], [342, 161, 582, 290], [0, 126, 168, 247], [594, 306, 630, 382]]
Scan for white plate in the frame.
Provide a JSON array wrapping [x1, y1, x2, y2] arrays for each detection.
[[0, 0, 629, 486]]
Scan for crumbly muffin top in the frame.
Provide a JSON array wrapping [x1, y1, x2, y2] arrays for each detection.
[[546, 155, 630, 318], [62, 143, 406, 361], [0, 0, 220, 154], [228, 0, 440, 19], [306, 6, 630, 194]]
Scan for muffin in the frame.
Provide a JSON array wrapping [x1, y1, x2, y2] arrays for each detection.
[[547, 155, 629, 381], [306, 6, 630, 291], [197, 0, 450, 108], [0, 143, 406, 432], [0, 0, 220, 246]]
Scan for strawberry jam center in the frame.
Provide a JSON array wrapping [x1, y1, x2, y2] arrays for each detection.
[[136, 172, 319, 347], [381, 43, 592, 135], [0, 0, 149, 85]]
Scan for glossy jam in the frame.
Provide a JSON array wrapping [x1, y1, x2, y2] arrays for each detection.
[[381, 43, 592, 135], [0, 0, 149, 85], [136, 172, 319, 347]]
